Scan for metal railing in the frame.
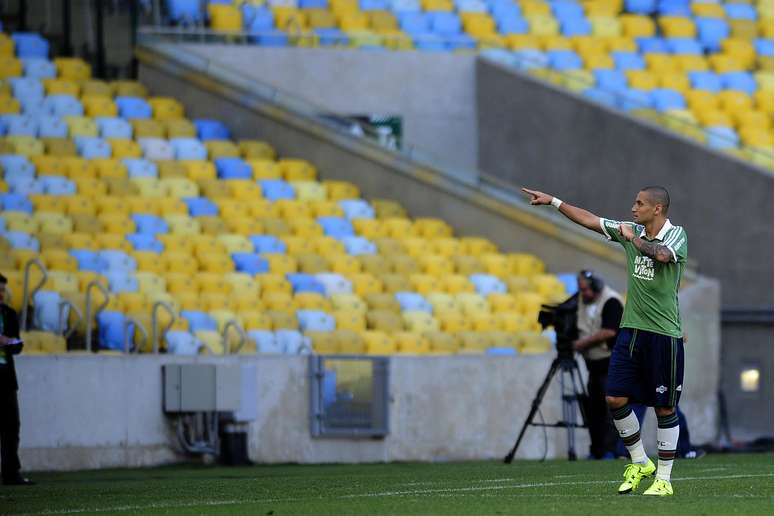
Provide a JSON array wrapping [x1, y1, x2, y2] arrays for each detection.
[[151, 301, 176, 354], [222, 319, 247, 354], [84, 280, 109, 352], [123, 316, 149, 354], [58, 298, 83, 340], [20, 258, 47, 332]]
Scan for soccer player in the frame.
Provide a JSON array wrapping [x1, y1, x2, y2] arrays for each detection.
[[522, 186, 686, 496]]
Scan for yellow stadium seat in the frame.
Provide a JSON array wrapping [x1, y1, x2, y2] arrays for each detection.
[[164, 118, 196, 138], [0, 57, 21, 80], [350, 273, 384, 296], [239, 140, 275, 160], [133, 251, 165, 274], [64, 116, 97, 138], [182, 160, 217, 181], [6, 136, 44, 156], [626, 70, 658, 90], [362, 330, 397, 354], [658, 73, 690, 95], [82, 95, 117, 117], [459, 236, 497, 255], [620, 14, 655, 38], [324, 180, 360, 200], [737, 111, 771, 132], [371, 199, 406, 218], [369, 10, 398, 31], [730, 19, 758, 40], [527, 15, 559, 37], [421, 0, 453, 10], [80, 80, 112, 97], [440, 274, 475, 293], [507, 34, 540, 50], [718, 90, 754, 113], [0, 34, 14, 57], [710, 54, 748, 73], [307, 8, 337, 29], [208, 4, 243, 32], [423, 331, 455, 353], [402, 311, 440, 333], [589, 16, 622, 37], [205, 140, 240, 159], [149, 97, 184, 120], [392, 331, 430, 355], [740, 128, 772, 147], [43, 78, 78, 96], [659, 16, 696, 38], [35, 212, 73, 234], [130, 119, 164, 138], [111, 80, 147, 97], [42, 137, 77, 156], [107, 139, 141, 159], [55, 58, 91, 80]]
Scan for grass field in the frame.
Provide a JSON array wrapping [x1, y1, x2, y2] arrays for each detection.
[[1, 453, 773, 515]]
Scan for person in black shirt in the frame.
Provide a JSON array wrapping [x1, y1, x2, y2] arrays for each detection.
[[574, 270, 624, 459], [0, 273, 33, 486]]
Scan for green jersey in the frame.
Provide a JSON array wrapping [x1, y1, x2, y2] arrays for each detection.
[[600, 218, 687, 338]]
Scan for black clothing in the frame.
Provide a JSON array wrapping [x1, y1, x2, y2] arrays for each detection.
[[0, 303, 23, 482]]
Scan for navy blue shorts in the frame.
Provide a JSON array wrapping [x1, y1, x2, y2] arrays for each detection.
[[607, 328, 684, 407]]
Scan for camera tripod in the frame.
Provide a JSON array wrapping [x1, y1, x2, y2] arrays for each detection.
[[504, 349, 588, 462]]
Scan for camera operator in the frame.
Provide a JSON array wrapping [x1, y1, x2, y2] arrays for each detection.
[[574, 270, 623, 460]]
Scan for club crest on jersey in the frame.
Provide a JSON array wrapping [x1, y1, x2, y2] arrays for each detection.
[[633, 255, 655, 281], [656, 385, 668, 394]]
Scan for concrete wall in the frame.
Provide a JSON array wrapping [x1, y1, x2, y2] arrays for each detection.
[[17, 274, 719, 471], [166, 44, 478, 174], [476, 58, 774, 308]]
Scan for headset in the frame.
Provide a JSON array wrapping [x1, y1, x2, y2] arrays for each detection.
[[579, 269, 604, 294]]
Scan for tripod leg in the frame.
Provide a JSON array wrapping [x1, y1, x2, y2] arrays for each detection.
[[504, 359, 561, 463], [561, 367, 578, 461]]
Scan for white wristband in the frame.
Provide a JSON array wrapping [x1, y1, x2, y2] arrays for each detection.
[[551, 197, 563, 209]]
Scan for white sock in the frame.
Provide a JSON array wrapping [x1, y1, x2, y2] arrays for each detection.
[[656, 417, 680, 481], [612, 407, 648, 464]]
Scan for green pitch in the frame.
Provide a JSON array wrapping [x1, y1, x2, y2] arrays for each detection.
[[2, 453, 773, 515]]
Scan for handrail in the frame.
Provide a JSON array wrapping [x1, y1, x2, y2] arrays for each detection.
[[151, 301, 176, 354], [222, 319, 247, 355], [84, 280, 109, 352], [297, 341, 313, 355], [20, 257, 47, 331], [123, 316, 149, 354], [58, 299, 83, 339]]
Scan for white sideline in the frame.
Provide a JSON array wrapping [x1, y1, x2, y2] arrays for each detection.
[[9, 472, 774, 516]]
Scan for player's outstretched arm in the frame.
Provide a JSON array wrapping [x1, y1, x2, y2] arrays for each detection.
[[522, 188, 604, 235]]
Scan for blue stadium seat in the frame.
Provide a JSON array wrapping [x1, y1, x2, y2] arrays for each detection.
[[400, 12, 431, 33], [105, 272, 139, 293], [115, 97, 152, 119], [625, 0, 656, 15], [491, 2, 521, 21], [689, 71, 722, 93], [97, 117, 133, 139], [583, 87, 618, 108], [755, 39, 774, 57], [242, 5, 274, 31], [33, 290, 66, 333], [697, 17, 729, 53], [6, 176, 43, 195], [553, 2, 584, 18], [594, 70, 628, 92], [725, 4, 757, 20], [131, 214, 169, 235], [657, 0, 690, 16], [497, 15, 529, 35], [138, 138, 174, 161], [171, 137, 207, 160], [339, 199, 374, 219], [37, 115, 68, 138], [193, 119, 230, 140], [612, 51, 645, 71], [75, 137, 111, 159], [183, 196, 219, 216], [123, 158, 159, 178], [253, 30, 289, 47], [0, 193, 33, 213], [259, 179, 295, 200], [448, 34, 477, 52], [126, 234, 164, 253], [10, 78, 44, 101], [3, 115, 37, 137], [342, 236, 377, 255], [97, 311, 127, 351], [651, 89, 686, 111], [618, 88, 653, 111], [100, 250, 137, 272], [43, 95, 83, 117], [21, 58, 56, 79], [547, 50, 582, 71], [469, 274, 507, 296], [275, 329, 310, 354], [513, 50, 548, 70], [431, 12, 462, 35], [166, 331, 202, 355], [395, 292, 432, 312], [215, 157, 252, 179], [414, 34, 448, 52], [722, 72, 756, 95], [318, 216, 354, 238], [316, 29, 349, 46], [297, 310, 336, 332], [71, 249, 102, 272], [180, 310, 218, 332], [40, 176, 76, 196], [487, 347, 518, 356], [1, 155, 36, 177], [560, 18, 591, 37], [287, 273, 326, 294], [299, 0, 328, 7], [231, 253, 270, 274], [361, 0, 389, 10], [3, 231, 38, 250], [166, 0, 205, 24], [248, 330, 280, 353], [11, 32, 49, 58], [667, 38, 702, 55], [636, 37, 669, 54], [20, 97, 46, 117], [557, 273, 579, 295], [315, 273, 352, 296], [705, 126, 739, 149], [249, 235, 287, 254]]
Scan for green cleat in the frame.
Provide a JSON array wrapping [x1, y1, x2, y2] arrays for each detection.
[[643, 478, 674, 496], [617, 459, 656, 494]]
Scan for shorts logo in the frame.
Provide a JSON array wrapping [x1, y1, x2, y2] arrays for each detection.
[[656, 385, 668, 394], [676, 385, 682, 392]]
